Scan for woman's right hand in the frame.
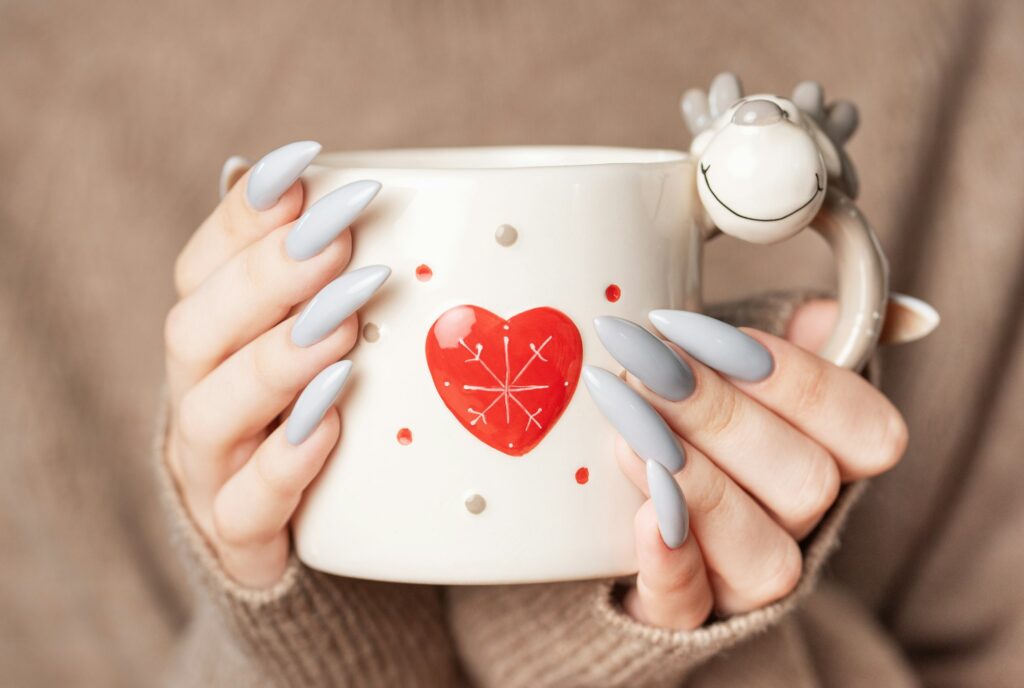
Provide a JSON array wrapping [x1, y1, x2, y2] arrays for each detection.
[[163, 141, 387, 588]]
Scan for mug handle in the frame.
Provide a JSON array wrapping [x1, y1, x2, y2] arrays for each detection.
[[701, 187, 888, 371], [804, 187, 889, 371]]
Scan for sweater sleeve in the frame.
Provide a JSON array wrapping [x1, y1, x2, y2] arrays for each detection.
[[153, 401, 463, 688], [446, 292, 872, 688]]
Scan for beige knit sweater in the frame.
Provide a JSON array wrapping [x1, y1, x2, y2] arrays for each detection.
[[3, 0, 1024, 686], [156, 294, 864, 687]]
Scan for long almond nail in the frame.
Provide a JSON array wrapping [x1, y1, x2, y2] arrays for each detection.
[[286, 361, 353, 445], [649, 310, 774, 382], [291, 266, 390, 347], [246, 140, 321, 211], [594, 316, 695, 401], [219, 155, 251, 199], [647, 459, 689, 549], [286, 180, 381, 261], [582, 366, 685, 473]]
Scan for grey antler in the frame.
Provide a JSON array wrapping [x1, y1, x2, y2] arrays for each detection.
[[681, 72, 744, 136], [792, 80, 860, 197]]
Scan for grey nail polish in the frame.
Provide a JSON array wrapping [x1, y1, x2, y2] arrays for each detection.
[[246, 140, 322, 211], [593, 317, 695, 402], [649, 310, 774, 382], [286, 360, 352, 445], [219, 155, 251, 199], [291, 266, 391, 347], [286, 180, 382, 261], [581, 366, 685, 474], [647, 459, 689, 549]]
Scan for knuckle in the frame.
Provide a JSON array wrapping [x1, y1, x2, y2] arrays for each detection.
[[695, 385, 742, 436], [211, 495, 257, 548], [790, 362, 829, 418], [670, 546, 706, 592], [241, 243, 267, 293], [789, 451, 840, 529], [221, 196, 248, 241], [174, 390, 207, 447], [251, 336, 291, 397], [872, 406, 909, 474], [255, 449, 304, 501], [688, 466, 729, 517], [173, 252, 192, 296], [752, 540, 803, 605], [163, 303, 193, 363]]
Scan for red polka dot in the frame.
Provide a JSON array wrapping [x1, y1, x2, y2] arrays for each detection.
[[397, 428, 413, 445], [575, 467, 590, 484], [605, 284, 621, 302], [415, 264, 433, 282]]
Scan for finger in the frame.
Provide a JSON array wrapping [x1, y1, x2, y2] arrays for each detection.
[[624, 500, 713, 630], [165, 225, 354, 402], [735, 329, 908, 480], [167, 179, 383, 397], [175, 141, 321, 296], [169, 178, 383, 387], [784, 298, 838, 353], [617, 436, 803, 615], [599, 316, 838, 538], [176, 311, 359, 497], [214, 406, 342, 588]]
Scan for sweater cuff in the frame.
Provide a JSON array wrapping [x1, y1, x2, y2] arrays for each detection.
[[153, 395, 459, 687], [447, 481, 866, 688]]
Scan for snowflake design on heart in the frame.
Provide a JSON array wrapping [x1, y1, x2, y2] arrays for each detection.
[[425, 305, 582, 457], [457, 332, 555, 431]]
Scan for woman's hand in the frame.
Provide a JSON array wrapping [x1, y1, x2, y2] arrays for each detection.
[[164, 141, 387, 588], [584, 303, 908, 629]]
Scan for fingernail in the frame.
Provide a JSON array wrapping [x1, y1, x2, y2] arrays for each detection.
[[219, 155, 251, 199], [286, 360, 352, 445], [286, 180, 382, 261], [247, 140, 322, 211], [594, 316, 695, 401], [649, 310, 774, 382], [291, 265, 391, 347], [647, 459, 689, 549], [582, 366, 685, 473]]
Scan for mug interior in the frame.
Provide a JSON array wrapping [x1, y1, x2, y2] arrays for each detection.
[[314, 145, 688, 171]]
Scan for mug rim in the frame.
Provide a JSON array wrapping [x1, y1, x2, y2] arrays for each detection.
[[311, 145, 690, 173]]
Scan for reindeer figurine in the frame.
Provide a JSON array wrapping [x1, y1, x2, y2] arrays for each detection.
[[679, 73, 937, 367]]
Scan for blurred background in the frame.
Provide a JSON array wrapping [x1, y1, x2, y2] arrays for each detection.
[[1, 0, 1022, 685]]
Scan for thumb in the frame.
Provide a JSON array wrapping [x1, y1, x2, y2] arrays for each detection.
[[785, 293, 941, 355], [784, 298, 839, 352]]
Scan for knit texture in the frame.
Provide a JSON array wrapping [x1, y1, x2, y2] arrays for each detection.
[[155, 403, 461, 687], [5, 2, 1024, 686], [155, 292, 865, 687], [446, 292, 869, 688]]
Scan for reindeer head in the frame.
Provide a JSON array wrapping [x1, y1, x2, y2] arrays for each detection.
[[682, 73, 859, 244]]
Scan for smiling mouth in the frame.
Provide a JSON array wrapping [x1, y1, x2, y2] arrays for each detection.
[[700, 163, 823, 222]]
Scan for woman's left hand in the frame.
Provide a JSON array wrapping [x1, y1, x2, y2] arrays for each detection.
[[583, 301, 908, 629]]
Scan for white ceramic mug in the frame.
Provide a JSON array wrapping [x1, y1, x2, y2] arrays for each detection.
[[285, 145, 886, 584]]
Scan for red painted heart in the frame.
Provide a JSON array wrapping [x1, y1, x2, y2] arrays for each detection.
[[425, 305, 583, 457]]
